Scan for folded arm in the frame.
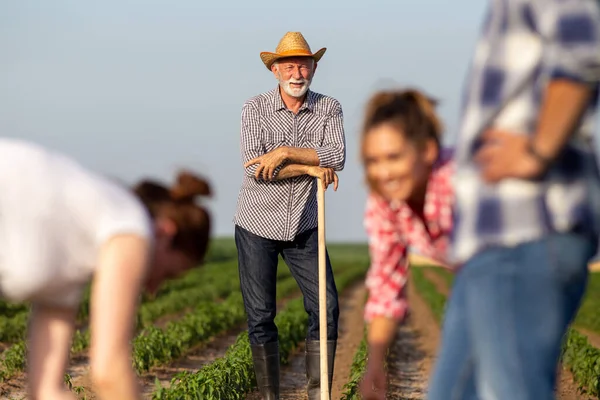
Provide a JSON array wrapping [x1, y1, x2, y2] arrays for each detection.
[[283, 100, 346, 171], [241, 100, 346, 181]]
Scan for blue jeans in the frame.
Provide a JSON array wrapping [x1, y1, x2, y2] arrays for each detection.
[[234, 225, 339, 345], [428, 232, 597, 400]]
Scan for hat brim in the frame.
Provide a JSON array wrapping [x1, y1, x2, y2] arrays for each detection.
[[259, 47, 326, 71]]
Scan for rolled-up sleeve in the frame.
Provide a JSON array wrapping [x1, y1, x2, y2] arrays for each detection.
[[363, 196, 409, 323], [240, 103, 266, 179], [535, 0, 600, 83], [315, 100, 346, 171]]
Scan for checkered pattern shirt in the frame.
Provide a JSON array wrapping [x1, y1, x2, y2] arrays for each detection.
[[363, 151, 454, 322], [452, 0, 600, 264], [233, 87, 346, 241]]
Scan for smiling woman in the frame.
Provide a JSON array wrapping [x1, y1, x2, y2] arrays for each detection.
[[356, 88, 455, 399]]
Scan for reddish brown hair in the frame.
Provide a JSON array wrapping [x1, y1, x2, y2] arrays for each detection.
[[133, 170, 211, 263]]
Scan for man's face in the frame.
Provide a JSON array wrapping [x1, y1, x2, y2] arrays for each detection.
[[272, 57, 316, 98]]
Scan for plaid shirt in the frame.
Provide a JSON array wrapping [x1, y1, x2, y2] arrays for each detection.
[[233, 87, 346, 241], [452, 0, 600, 264], [363, 150, 454, 322]]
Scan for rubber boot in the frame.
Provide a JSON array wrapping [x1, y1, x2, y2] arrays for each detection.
[[305, 340, 337, 400], [251, 341, 280, 400]]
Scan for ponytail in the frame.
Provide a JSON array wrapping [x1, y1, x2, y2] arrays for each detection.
[[133, 170, 212, 262]]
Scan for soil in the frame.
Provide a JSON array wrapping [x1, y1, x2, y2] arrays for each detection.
[[385, 278, 441, 399], [421, 269, 450, 297], [0, 269, 597, 400]]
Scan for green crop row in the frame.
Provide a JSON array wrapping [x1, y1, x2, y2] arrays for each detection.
[[133, 274, 301, 374], [133, 293, 247, 373], [0, 260, 242, 350], [152, 263, 368, 400], [561, 329, 600, 396], [411, 268, 447, 321], [0, 259, 264, 382], [573, 273, 600, 335], [339, 328, 368, 400]]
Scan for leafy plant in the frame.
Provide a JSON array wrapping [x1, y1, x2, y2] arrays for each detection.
[[340, 328, 368, 400], [152, 264, 369, 399]]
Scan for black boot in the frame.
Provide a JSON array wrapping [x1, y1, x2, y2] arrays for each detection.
[[251, 341, 280, 400], [305, 340, 337, 400]]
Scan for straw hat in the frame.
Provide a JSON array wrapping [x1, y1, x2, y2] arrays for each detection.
[[260, 32, 326, 71]]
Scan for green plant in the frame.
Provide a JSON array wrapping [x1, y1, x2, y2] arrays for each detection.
[[340, 328, 368, 400], [152, 264, 368, 399]]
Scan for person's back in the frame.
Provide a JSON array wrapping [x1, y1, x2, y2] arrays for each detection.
[[0, 138, 213, 400], [0, 138, 152, 307]]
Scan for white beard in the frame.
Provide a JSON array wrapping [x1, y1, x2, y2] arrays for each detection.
[[279, 77, 311, 98]]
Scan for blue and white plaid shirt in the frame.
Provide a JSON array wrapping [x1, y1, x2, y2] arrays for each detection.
[[451, 0, 600, 264]]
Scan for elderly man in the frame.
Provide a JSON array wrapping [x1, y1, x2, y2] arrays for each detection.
[[233, 31, 346, 400], [428, 1, 600, 399]]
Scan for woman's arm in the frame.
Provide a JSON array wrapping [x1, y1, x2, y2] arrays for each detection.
[[89, 234, 150, 399], [363, 197, 410, 366], [360, 196, 410, 398], [27, 304, 78, 400]]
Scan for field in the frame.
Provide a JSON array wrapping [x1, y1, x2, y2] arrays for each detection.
[[1, 239, 600, 399]]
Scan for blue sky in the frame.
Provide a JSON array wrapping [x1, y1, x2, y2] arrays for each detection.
[[1, 1, 488, 242]]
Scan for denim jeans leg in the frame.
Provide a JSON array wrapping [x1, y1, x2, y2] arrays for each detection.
[[234, 225, 280, 345], [281, 228, 339, 341], [462, 232, 595, 400], [427, 269, 478, 400]]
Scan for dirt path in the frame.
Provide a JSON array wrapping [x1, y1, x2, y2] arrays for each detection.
[[384, 276, 441, 399], [576, 327, 600, 350], [246, 281, 367, 400], [0, 377, 27, 400], [422, 269, 450, 297], [59, 290, 301, 399], [139, 326, 243, 398]]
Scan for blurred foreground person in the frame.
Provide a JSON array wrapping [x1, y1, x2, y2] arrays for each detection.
[[233, 31, 345, 400], [0, 138, 211, 400], [356, 88, 453, 399], [430, 0, 600, 399]]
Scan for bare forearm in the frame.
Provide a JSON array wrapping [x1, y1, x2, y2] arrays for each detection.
[[532, 79, 594, 160], [93, 356, 140, 400], [90, 235, 147, 400], [27, 304, 78, 398], [273, 163, 309, 180], [281, 147, 320, 166], [367, 316, 400, 363]]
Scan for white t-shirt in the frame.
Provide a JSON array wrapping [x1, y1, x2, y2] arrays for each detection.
[[0, 139, 153, 308]]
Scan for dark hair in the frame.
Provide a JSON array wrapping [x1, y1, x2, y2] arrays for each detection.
[[133, 170, 211, 263], [361, 88, 443, 157]]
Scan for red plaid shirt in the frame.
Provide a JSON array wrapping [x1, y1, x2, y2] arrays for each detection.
[[363, 150, 455, 322]]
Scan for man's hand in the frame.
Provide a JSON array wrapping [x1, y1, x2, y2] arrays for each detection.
[[305, 166, 339, 191], [359, 361, 387, 400], [244, 147, 289, 181], [475, 129, 548, 183]]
